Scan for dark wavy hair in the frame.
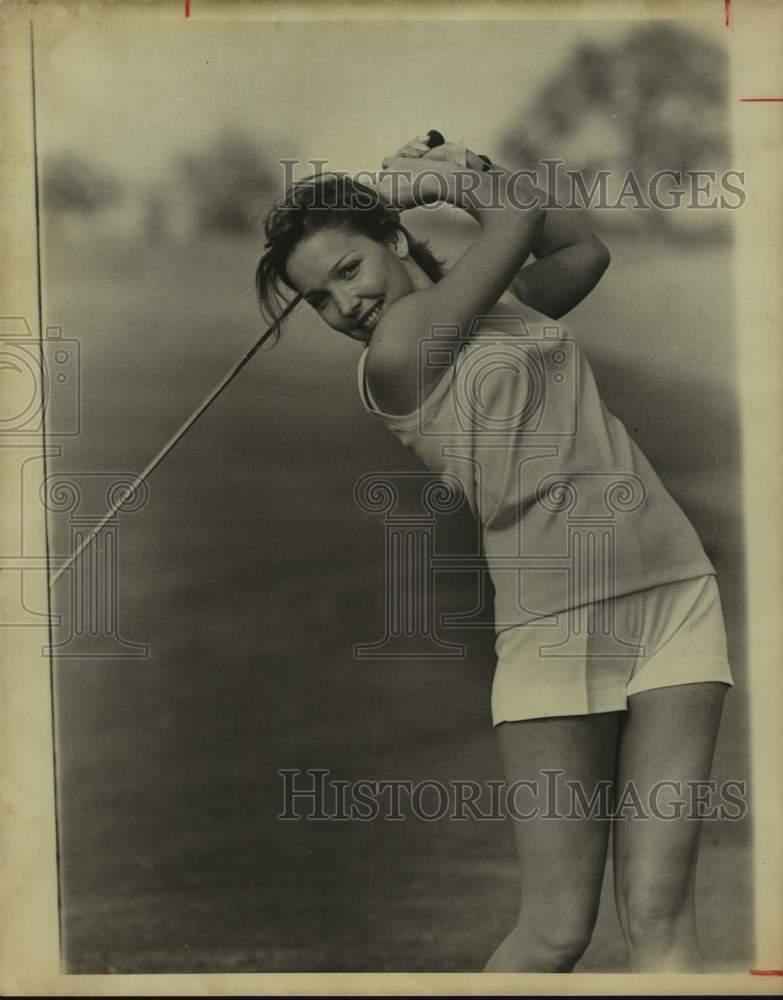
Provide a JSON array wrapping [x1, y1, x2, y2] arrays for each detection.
[[255, 173, 444, 340]]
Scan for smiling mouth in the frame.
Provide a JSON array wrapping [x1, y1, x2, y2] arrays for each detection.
[[358, 299, 383, 332]]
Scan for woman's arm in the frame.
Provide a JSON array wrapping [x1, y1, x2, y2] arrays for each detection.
[[463, 151, 610, 319], [506, 225, 610, 320], [368, 157, 546, 413], [385, 138, 610, 318]]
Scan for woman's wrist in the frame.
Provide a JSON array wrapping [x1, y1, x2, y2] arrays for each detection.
[[429, 161, 541, 226], [417, 160, 469, 206]]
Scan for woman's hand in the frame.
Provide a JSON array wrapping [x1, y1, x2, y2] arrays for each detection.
[[387, 134, 497, 175], [396, 134, 611, 316], [372, 134, 540, 225], [372, 133, 484, 209], [384, 134, 469, 169], [373, 155, 455, 211], [387, 135, 433, 159], [373, 133, 610, 322]]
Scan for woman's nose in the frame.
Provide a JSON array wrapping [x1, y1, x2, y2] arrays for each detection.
[[335, 290, 361, 318]]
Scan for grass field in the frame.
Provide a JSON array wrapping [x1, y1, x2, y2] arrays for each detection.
[[44, 225, 753, 973]]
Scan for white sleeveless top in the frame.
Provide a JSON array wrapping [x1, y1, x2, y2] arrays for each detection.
[[356, 302, 715, 633]]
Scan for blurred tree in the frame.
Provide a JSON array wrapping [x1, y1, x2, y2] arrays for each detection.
[[43, 152, 124, 215], [501, 23, 730, 239], [175, 129, 277, 235]]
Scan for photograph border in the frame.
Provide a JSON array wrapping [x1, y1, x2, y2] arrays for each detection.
[[1, 0, 781, 994]]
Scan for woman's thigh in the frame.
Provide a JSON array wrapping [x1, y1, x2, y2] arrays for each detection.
[[495, 711, 621, 928], [612, 682, 729, 922]]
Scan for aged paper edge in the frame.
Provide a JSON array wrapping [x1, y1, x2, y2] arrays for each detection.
[[0, 0, 781, 994]]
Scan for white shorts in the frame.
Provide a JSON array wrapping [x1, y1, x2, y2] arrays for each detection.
[[491, 574, 735, 726]]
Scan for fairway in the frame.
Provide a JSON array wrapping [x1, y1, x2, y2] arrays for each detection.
[[45, 230, 752, 973]]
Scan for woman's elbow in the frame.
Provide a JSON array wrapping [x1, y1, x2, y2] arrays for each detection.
[[591, 237, 611, 277]]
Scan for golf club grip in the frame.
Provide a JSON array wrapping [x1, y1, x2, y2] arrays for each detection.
[[425, 129, 446, 149]]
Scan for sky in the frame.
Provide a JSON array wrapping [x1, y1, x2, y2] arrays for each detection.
[[35, 18, 636, 186]]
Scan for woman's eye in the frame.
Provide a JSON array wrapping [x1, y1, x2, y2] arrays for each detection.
[[342, 261, 359, 279]]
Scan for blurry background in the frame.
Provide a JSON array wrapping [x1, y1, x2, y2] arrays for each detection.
[[32, 17, 749, 972]]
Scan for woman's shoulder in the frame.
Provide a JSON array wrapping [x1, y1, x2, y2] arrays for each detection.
[[364, 289, 574, 417], [365, 290, 455, 416]]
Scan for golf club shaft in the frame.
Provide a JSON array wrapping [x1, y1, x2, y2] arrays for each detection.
[[48, 130, 446, 590], [47, 294, 301, 588]]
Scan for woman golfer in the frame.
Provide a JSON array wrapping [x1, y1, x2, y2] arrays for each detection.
[[255, 135, 734, 973]]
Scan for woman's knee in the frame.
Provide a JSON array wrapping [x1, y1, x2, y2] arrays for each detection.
[[617, 880, 694, 951], [517, 907, 597, 969]]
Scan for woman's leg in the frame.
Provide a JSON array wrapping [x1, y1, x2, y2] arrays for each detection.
[[483, 711, 621, 972], [612, 681, 729, 972]]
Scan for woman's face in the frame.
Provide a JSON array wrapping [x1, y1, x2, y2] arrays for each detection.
[[285, 226, 413, 344]]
